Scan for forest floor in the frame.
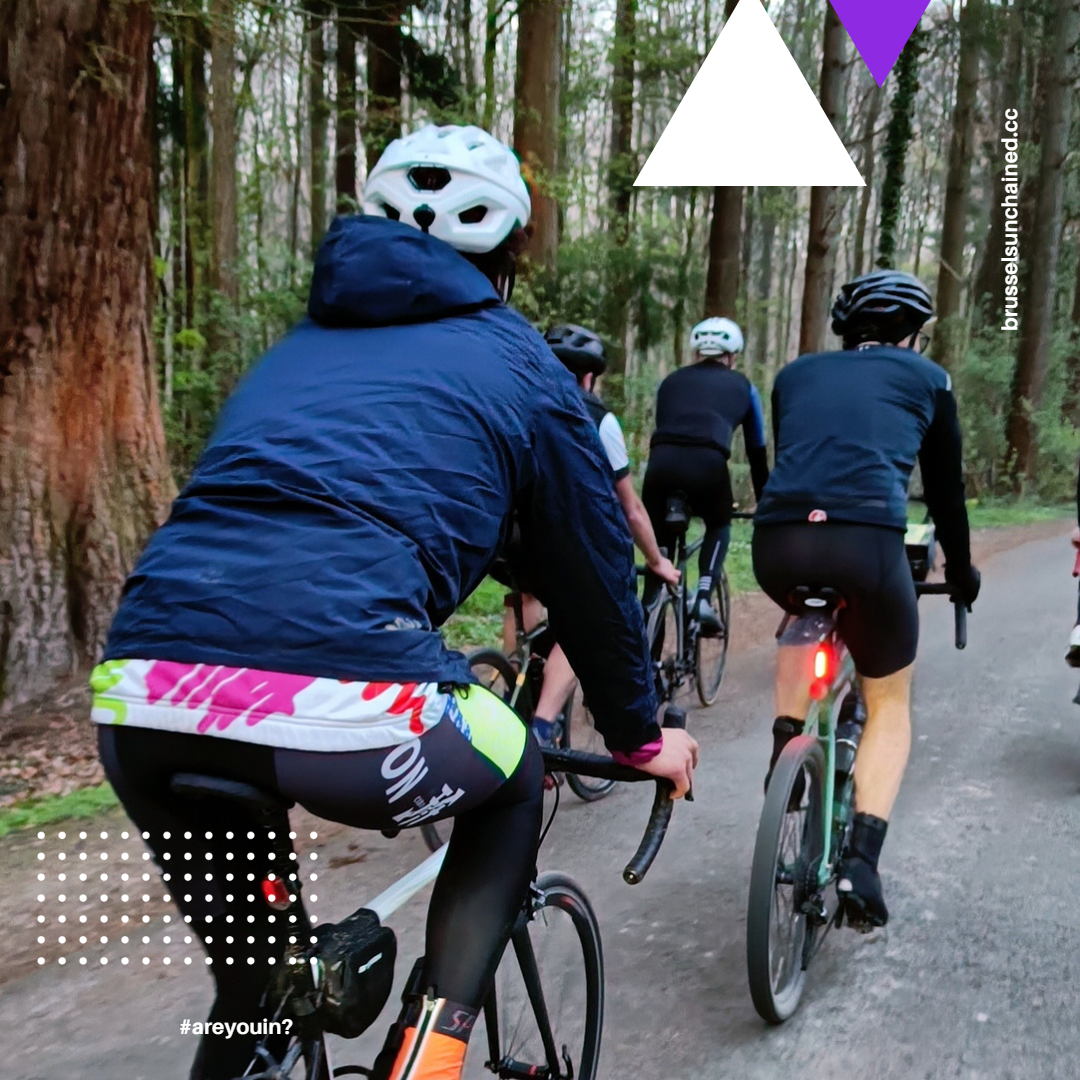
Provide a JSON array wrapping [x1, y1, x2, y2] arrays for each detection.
[[0, 508, 1070, 829]]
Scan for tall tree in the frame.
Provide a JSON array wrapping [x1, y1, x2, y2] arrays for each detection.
[[799, 2, 847, 354], [877, 29, 923, 268], [514, 0, 563, 283], [601, 0, 637, 374], [307, 0, 330, 252], [704, 0, 744, 319], [1003, 0, 1080, 486], [365, 1, 404, 172], [0, 0, 175, 706], [935, 0, 983, 370], [336, 1, 360, 210], [852, 84, 883, 277], [182, 25, 212, 324], [209, 0, 239, 306]]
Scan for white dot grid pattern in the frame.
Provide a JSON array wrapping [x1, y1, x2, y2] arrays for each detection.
[[34, 828, 321, 968]]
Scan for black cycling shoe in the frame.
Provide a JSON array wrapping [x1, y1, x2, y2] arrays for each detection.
[[763, 716, 805, 809], [692, 595, 722, 636], [837, 854, 888, 931]]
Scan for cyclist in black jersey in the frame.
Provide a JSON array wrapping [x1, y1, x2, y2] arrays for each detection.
[[643, 317, 769, 630], [509, 325, 681, 749], [1068, 459, 1080, 667], [753, 270, 981, 929]]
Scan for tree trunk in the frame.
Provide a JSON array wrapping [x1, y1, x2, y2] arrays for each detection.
[[876, 29, 923, 269], [602, 0, 637, 378], [1003, 0, 1080, 487], [752, 189, 777, 369], [852, 84, 883, 277], [336, 1, 359, 211], [0, 0, 176, 707], [209, 0, 239, 306], [461, 0, 476, 108], [703, 0, 744, 319], [308, 0, 330, 252], [799, 2, 847, 355], [182, 23, 211, 326], [972, 0, 1024, 326], [935, 0, 983, 370], [482, 0, 499, 129], [704, 186, 743, 317], [514, 0, 563, 283], [365, 1, 404, 172]]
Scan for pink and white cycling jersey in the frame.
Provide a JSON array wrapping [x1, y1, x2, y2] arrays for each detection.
[[90, 659, 457, 752]]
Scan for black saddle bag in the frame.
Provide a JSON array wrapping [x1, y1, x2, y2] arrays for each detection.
[[273, 907, 397, 1040]]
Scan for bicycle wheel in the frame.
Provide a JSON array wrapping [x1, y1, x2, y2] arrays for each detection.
[[563, 690, 616, 802], [465, 872, 604, 1080], [746, 736, 827, 1024], [695, 570, 731, 707], [645, 593, 680, 706], [420, 648, 518, 853], [240, 1034, 330, 1079]]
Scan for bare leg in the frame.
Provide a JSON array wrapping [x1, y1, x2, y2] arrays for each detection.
[[774, 643, 814, 720], [852, 664, 914, 820], [503, 593, 545, 656], [534, 643, 578, 722]]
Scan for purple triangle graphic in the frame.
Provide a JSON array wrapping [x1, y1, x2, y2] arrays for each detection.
[[829, 0, 930, 86]]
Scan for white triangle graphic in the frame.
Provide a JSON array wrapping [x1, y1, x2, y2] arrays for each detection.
[[635, 0, 865, 187]]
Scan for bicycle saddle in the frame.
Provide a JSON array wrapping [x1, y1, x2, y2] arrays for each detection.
[[170, 772, 294, 820], [786, 585, 845, 615], [664, 493, 690, 532]]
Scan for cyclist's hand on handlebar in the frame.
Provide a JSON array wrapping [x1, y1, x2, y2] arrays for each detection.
[[946, 563, 981, 608], [647, 554, 681, 587], [637, 728, 698, 799], [1072, 526, 1080, 549]]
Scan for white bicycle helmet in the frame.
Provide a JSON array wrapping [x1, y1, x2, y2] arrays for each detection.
[[690, 317, 745, 357], [362, 124, 531, 254]]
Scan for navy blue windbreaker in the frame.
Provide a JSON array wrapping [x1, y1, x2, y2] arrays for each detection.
[[105, 216, 660, 752], [756, 345, 970, 568]]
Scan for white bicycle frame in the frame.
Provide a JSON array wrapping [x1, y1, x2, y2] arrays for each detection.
[[365, 841, 447, 922]]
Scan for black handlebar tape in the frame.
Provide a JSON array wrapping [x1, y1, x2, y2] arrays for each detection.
[[954, 601, 967, 650], [912, 582, 968, 650], [623, 781, 676, 885]]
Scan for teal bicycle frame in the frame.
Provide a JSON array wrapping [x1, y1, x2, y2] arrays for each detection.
[[800, 623, 858, 893]]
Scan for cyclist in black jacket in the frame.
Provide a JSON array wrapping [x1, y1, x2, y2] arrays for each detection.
[[753, 270, 980, 930], [1069, 459, 1080, 667], [643, 317, 769, 631]]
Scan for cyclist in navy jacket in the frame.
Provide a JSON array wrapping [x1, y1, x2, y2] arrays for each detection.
[[93, 125, 696, 1080], [753, 270, 979, 931]]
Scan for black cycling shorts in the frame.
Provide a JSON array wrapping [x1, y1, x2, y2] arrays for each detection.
[[643, 445, 733, 532], [752, 522, 918, 678]]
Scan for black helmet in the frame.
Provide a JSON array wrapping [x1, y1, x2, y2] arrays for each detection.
[[831, 270, 934, 347], [544, 324, 608, 377]]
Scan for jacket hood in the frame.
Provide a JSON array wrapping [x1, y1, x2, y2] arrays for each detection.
[[308, 215, 501, 328]]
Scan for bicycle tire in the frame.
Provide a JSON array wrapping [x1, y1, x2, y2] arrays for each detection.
[[420, 648, 519, 854], [694, 570, 730, 707], [563, 689, 616, 802], [466, 872, 604, 1080], [645, 593, 679, 706], [746, 736, 826, 1025], [238, 1034, 330, 1080]]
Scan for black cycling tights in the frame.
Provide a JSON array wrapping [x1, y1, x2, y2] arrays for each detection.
[[642, 445, 733, 606], [99, 723, 544, 1080]]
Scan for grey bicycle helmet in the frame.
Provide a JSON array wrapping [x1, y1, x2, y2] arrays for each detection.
[[831, 270, 934, 347], [544, 324, 608, 377]]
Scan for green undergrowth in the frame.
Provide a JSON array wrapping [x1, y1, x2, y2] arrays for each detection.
[[0, 783, 119, 838], [963, 498, 1071, 530]]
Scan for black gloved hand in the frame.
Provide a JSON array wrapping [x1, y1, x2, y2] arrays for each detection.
[[946, 563, 981, 608]]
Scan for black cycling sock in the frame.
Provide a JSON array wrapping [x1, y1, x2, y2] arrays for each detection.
[[849, 812, 888, 870], [769, 716, 804, 772]]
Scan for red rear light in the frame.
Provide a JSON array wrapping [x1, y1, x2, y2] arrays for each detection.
[[261, 874, 292, 911], [809, 643, 834, 700]]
